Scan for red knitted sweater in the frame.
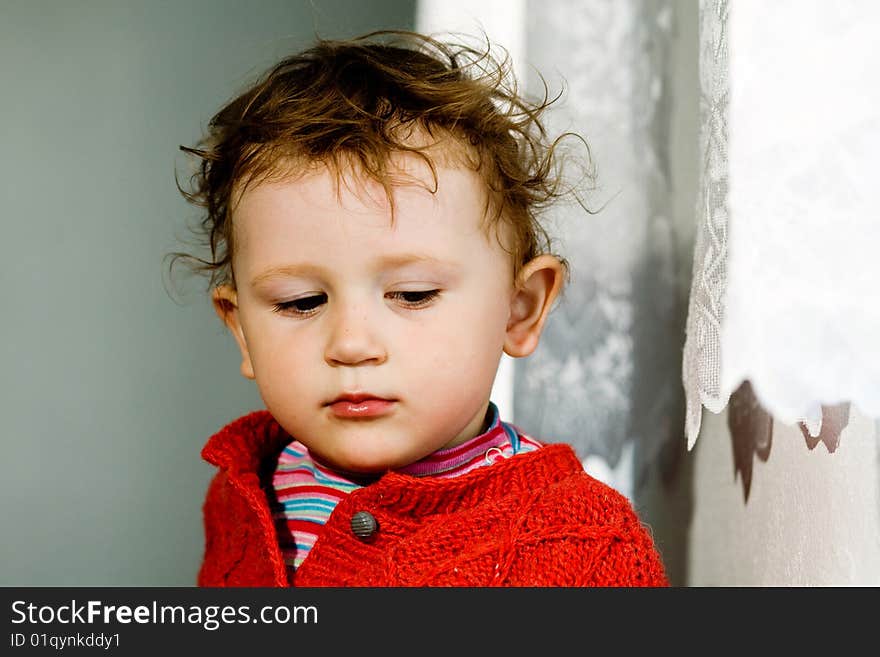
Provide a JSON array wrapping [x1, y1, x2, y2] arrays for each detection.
[[198, 410, 669, 587]]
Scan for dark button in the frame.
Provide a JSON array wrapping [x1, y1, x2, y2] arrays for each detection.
[[350, 511, 378, 540]]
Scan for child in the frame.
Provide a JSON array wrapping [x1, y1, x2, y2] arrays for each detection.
[[174, 30, 668, 586]]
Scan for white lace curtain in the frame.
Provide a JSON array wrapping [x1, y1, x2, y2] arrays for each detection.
[[684, 0, 880, 447]]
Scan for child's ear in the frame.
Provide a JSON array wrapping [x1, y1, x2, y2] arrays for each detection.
[[504, 255, 565, 358], [212, 285, 256, 380]]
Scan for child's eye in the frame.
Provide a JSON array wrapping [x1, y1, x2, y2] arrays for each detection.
[[273, 293, 327, 315], [386, 290, 440, 308]]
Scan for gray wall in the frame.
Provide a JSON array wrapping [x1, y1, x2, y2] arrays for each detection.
[[0, 0, 415, 586]]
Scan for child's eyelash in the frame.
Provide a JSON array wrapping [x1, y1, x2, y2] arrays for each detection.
[[273, 293, 327, 315], [386, 290, 440, 307], [272, 290, 440, 315]]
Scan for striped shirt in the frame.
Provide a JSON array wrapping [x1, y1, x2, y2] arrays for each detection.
[[270, 402, 542, 573]]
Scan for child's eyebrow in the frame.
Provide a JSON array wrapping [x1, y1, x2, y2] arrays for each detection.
[[375, 253, 452, 269], [250, 253, 454, 287]]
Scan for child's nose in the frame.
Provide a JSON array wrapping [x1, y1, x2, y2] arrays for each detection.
[[323, 300, 388, 367]]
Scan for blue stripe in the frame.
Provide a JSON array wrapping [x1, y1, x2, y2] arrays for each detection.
[[501, 421, 521, 453], [278, 463, 360, 486], [283, 500, 338, 512], [282, 444, 308, 458]]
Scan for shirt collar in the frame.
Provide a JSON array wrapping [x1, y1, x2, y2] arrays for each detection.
[[395, 402, 511, 477]]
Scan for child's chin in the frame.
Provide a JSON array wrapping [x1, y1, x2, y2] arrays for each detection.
[[319, 449, 402, 477], [340, 457, 400, 475]]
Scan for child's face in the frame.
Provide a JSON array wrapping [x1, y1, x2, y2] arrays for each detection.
[[214, 157, 557, 474]]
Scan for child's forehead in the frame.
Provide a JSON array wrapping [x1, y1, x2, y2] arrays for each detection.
[[234, 161, 488, 238], [229, 155, 516, 280], [232, 146, 493, 232]]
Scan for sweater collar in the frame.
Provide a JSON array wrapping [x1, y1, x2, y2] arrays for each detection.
[[202, 406, 585, 518], [201, 409, 290, 475]]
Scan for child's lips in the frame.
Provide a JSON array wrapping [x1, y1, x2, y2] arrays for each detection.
[[326, 393, 397, 418], [328, 397, 396, 418]]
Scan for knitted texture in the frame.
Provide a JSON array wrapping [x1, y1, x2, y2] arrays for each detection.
[[198, 410, 669, 587]]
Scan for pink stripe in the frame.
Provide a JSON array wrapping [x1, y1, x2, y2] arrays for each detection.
[[413, 425, 505, 463], [397, 427, 510, 476], [272, 471, 349, 486], [275, 491, 343, 504]]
